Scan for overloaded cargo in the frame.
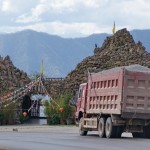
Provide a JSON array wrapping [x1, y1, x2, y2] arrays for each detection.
[[75, 65, 150, 138]]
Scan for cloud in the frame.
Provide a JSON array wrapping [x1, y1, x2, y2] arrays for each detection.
[[0, 21, 107, 37], [49, 0, 75, 12], [0, 0, 39, 14], [16, 0, 104, 24], [1, 0, 150, 37], [1, 0, 14, 12], [16, 0, 76, 23], [16, 1, 48, 23]]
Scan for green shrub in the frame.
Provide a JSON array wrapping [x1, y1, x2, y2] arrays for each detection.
[[0, 111, 4, 125], [44, 100, 60, 125], [47, 113, 60, 125], [0, 102, 17, 125], [44, 92, 75, 125]]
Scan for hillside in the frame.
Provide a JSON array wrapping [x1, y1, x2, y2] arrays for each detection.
[[63, 28, 150, 93], [0, 29, 150, 77], [0, 56, 30, 97]]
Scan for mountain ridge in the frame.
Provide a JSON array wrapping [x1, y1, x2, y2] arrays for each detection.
[[0, 29, 150, 77]]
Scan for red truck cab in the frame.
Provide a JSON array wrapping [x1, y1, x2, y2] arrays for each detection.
[[75, 83, 87, 123]]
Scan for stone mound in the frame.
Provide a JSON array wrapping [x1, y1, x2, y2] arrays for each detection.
[[63, 28, 150, 93], [0, 55, 30, 97]]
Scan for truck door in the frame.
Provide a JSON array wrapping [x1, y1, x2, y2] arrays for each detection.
[[76, 83, 87, 119], [80, 84, 87, 110]]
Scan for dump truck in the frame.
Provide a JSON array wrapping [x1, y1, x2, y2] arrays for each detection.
[[75, 65, 150, 138]]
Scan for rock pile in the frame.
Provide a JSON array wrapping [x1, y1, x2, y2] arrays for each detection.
[[62, 28, 150, 94], [43, 78, 64, 98], [0, 55, 30, 97]]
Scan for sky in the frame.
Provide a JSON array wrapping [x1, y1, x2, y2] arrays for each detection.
[[0, 0, 150, 38]]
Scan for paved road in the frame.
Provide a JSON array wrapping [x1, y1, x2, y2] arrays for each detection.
[[0, 125, 149, 150]]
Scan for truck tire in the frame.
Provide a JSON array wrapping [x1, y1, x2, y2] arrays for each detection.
[[79, 118, 88, 136], [105, 117, 116, 138], [98, 117, 106, 138]]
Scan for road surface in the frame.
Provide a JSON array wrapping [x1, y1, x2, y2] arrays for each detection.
[[0, 125, 149, 150]]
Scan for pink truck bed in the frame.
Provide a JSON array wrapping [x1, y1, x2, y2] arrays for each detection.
[[86, 66, 150, 119]]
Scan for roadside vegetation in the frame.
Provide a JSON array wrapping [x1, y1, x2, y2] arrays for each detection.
[[44, 92, 75, 125], [0, 102, 17, 125]]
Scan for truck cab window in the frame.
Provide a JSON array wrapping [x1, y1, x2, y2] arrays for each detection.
[[78, 88, 83, 98]]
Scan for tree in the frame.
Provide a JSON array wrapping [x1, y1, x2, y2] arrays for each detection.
[[44, 92, 75, 125]]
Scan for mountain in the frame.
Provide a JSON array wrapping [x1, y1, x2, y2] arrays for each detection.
[[0, 29, 150, 77], [0, 30, 108, 77], [130, 29, 150, 51]]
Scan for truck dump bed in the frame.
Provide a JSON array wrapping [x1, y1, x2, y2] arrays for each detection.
[[86, 65, 150, 119]]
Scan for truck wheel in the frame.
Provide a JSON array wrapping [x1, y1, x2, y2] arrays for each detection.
[[105, 117, 116, 138], [98, 117, 106, 138], [79, 118, 88, 136]]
